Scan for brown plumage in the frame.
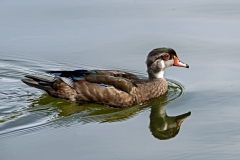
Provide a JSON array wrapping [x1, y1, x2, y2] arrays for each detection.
[[22, 48, 189, 108]]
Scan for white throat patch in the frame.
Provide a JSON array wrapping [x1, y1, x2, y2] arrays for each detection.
[[154, 70, 164, 78], [153, 60, 165, 78]]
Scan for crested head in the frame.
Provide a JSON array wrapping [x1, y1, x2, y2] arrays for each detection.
[[146, 48, 189, 79]]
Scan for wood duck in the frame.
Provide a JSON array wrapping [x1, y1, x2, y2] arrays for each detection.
[[22, 48, 189, 108]]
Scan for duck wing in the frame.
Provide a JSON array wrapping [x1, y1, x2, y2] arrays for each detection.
[[94, 70, 139, 80], [47, 70, 139, 93]]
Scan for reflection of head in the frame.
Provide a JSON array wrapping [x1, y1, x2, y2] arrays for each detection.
[[149, 123, 180, 140], [149, 104, 191, 140]]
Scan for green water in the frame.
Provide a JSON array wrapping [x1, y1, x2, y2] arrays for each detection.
[[1, 0, 240, 159]]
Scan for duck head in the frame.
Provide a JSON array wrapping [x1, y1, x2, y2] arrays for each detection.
[[146, 48, 189, 79]]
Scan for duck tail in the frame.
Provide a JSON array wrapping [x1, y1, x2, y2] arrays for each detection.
[[21, 74, 56, 92]]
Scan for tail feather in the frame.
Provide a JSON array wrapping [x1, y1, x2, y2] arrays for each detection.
[[25, 74, 55, 83], [21, 74, 55, 92], [47, 70, 89, 77], [47, 70, 90, 81]]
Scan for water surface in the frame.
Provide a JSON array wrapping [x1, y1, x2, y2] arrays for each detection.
[[1, 0, 240, 159]]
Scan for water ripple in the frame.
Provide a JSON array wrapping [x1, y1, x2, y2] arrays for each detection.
[[0, 77, 184, 138], [0, 56, 185, 138]]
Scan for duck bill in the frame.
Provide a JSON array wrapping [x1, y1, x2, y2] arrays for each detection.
[[176, 111, 191, 130], [173, 56, 189, 68]]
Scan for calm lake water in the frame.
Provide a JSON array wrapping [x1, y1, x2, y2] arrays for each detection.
[[1, 0, 240, 159]]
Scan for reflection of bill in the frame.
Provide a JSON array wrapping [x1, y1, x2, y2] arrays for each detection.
[[149, 105, 191, 140]]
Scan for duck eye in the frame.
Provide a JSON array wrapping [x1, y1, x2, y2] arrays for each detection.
[[163, 54, 170, 60], [167, 129, 173, 136]]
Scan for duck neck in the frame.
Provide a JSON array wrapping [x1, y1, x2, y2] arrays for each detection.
[[148, 69, 165, 80]]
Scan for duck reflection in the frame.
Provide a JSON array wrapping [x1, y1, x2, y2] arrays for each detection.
[[147, 81, 191, 140], [149, 103, 191, 140]]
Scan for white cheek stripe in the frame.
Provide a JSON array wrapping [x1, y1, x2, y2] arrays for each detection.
[[160, 60, 166, 69]]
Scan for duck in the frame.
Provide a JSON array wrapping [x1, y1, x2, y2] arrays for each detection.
[[22, 48, 189, 108]]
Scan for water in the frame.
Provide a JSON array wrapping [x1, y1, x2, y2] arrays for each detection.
[[1, 0, 240, 159]]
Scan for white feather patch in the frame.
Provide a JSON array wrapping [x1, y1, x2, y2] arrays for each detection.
[[59, 77, 74, 88], [154, 70, 164, 78], [153, 60, 165, 78], [160, 60, 166, 69]]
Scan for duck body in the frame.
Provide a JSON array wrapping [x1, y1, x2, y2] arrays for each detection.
[[23, 70, 168, 107], [22, 48, 189, 108]]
